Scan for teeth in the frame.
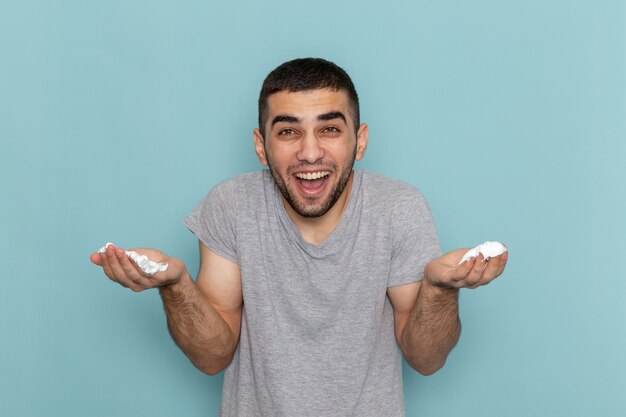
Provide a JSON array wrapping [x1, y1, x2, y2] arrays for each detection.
[[295, 171, 329, 180]]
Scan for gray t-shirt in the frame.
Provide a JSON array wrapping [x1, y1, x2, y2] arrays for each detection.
[[184, 170, 440, 417]]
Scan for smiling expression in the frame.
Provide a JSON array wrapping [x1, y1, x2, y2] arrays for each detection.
[[254, 88, 368, 219]]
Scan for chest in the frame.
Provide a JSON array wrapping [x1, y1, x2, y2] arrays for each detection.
[[235, 206, 394, 337]]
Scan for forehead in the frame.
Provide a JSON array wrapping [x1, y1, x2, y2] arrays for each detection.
[[266, 89, 350, 120]]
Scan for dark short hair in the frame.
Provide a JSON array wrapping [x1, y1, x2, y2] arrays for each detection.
[[258, 58, 360, 136]]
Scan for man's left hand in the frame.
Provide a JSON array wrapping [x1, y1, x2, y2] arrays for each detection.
[[424, 247, 508, 290]]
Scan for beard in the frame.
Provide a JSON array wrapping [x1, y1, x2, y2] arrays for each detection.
[[266, 146, 357, 218]]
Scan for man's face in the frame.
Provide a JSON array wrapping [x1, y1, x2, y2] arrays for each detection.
[[254, 88, 368, 218]]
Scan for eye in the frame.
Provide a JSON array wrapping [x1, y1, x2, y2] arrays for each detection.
[[278, 128, 296, 137], [321, 126, 341, 135]]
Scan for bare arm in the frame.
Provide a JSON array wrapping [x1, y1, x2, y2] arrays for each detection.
[[160, 243, 242, 374], [388, 248, 508, 375], [388, 280, 460, 375], [91, 242, 243, 375]]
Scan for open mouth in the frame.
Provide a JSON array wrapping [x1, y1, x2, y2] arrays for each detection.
[[294, 171, 330, 192]]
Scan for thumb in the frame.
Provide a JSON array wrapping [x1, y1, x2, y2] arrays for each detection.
[[90, 252, 103, 266]]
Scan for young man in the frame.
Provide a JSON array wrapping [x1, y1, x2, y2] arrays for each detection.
[[91, 58, 508, 417]]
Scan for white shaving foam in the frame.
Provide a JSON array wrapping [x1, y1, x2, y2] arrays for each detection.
[[98, 242, 168, 275], [459, 241, 507, 264]]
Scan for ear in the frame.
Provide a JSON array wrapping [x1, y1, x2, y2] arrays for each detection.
[[355, 123, 369, 161], [253, 128, 268, 166]]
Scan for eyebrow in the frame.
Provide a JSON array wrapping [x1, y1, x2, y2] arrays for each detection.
[[317, 111, 347, 124], [271, 115, 300, 128], [270, 111, 348, 129]]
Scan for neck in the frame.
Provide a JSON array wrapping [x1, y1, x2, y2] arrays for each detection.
[[284, 172, 354, 246]]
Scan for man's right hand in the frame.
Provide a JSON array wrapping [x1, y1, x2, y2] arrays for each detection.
[[90, 243, 186, 292]]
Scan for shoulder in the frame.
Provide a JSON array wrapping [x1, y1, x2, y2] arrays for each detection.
[[212, 171, 265, 192], [356, 170, 436, 239], [358, 170, 430, 209], [206, 171, 268, 200], [188, 171, 268, 215]]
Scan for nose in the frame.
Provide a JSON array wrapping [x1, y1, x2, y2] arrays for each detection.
[[296, 132, 324, 163]]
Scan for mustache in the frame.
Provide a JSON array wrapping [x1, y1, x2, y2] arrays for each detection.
[[286, 161, 338, 175]]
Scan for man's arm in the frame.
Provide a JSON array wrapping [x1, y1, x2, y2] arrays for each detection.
[[388, 249, 508, 375], [91, 241, 243, 375], [160, 243, 242, 375]]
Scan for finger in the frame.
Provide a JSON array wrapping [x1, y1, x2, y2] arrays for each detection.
[[99, 250, 115, 279], [494, 251, 508, 276], [90, 252, 103, 265], [465, 254, 489, 287], [472, 252, 509, 288], [103, 245, 144, 290], [447, 257, 476, 287], [486, 252, 509, 284], [98, 250, 133, 290], [473, 255, 502, 287], [116, 249, 152, 291], [116, 248, 142, 277], [456, 255, 477, 275], [104, 245, 126, 279]]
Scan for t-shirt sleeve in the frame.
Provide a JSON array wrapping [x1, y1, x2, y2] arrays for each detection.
[[387, 186, 441, 287], [183, 181, 238, 264]]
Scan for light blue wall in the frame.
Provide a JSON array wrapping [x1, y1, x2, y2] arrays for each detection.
[[2, 1, 625, 416]]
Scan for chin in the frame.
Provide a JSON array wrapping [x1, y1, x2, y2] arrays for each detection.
[[287, 193, 334, 218]]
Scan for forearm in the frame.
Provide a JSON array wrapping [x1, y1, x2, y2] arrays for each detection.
[[159, 271, 238, 375], [400, 278, 461, 375]]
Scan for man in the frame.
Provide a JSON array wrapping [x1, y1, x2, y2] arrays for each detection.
[[91, 58, 508, 416]]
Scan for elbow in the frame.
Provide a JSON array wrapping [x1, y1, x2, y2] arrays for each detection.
[[189, 349, 236, 376], [181, 333, 239, 376], [410, 359, 446, 376], [400, 342, 451, 376], [199, 364, 227, 376], [193, 355, 234, 376], [403, 342, 448, 376]]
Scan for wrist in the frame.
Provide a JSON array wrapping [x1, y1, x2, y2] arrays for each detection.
[[160, 258, 189, 290], [421, 274, 459, 297]]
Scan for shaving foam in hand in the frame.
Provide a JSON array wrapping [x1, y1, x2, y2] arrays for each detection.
[[98, 242, 168, 275], [459, 241, 507, 264]]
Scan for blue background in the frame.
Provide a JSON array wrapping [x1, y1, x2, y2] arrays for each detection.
[[2, 1, 625, 416]]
